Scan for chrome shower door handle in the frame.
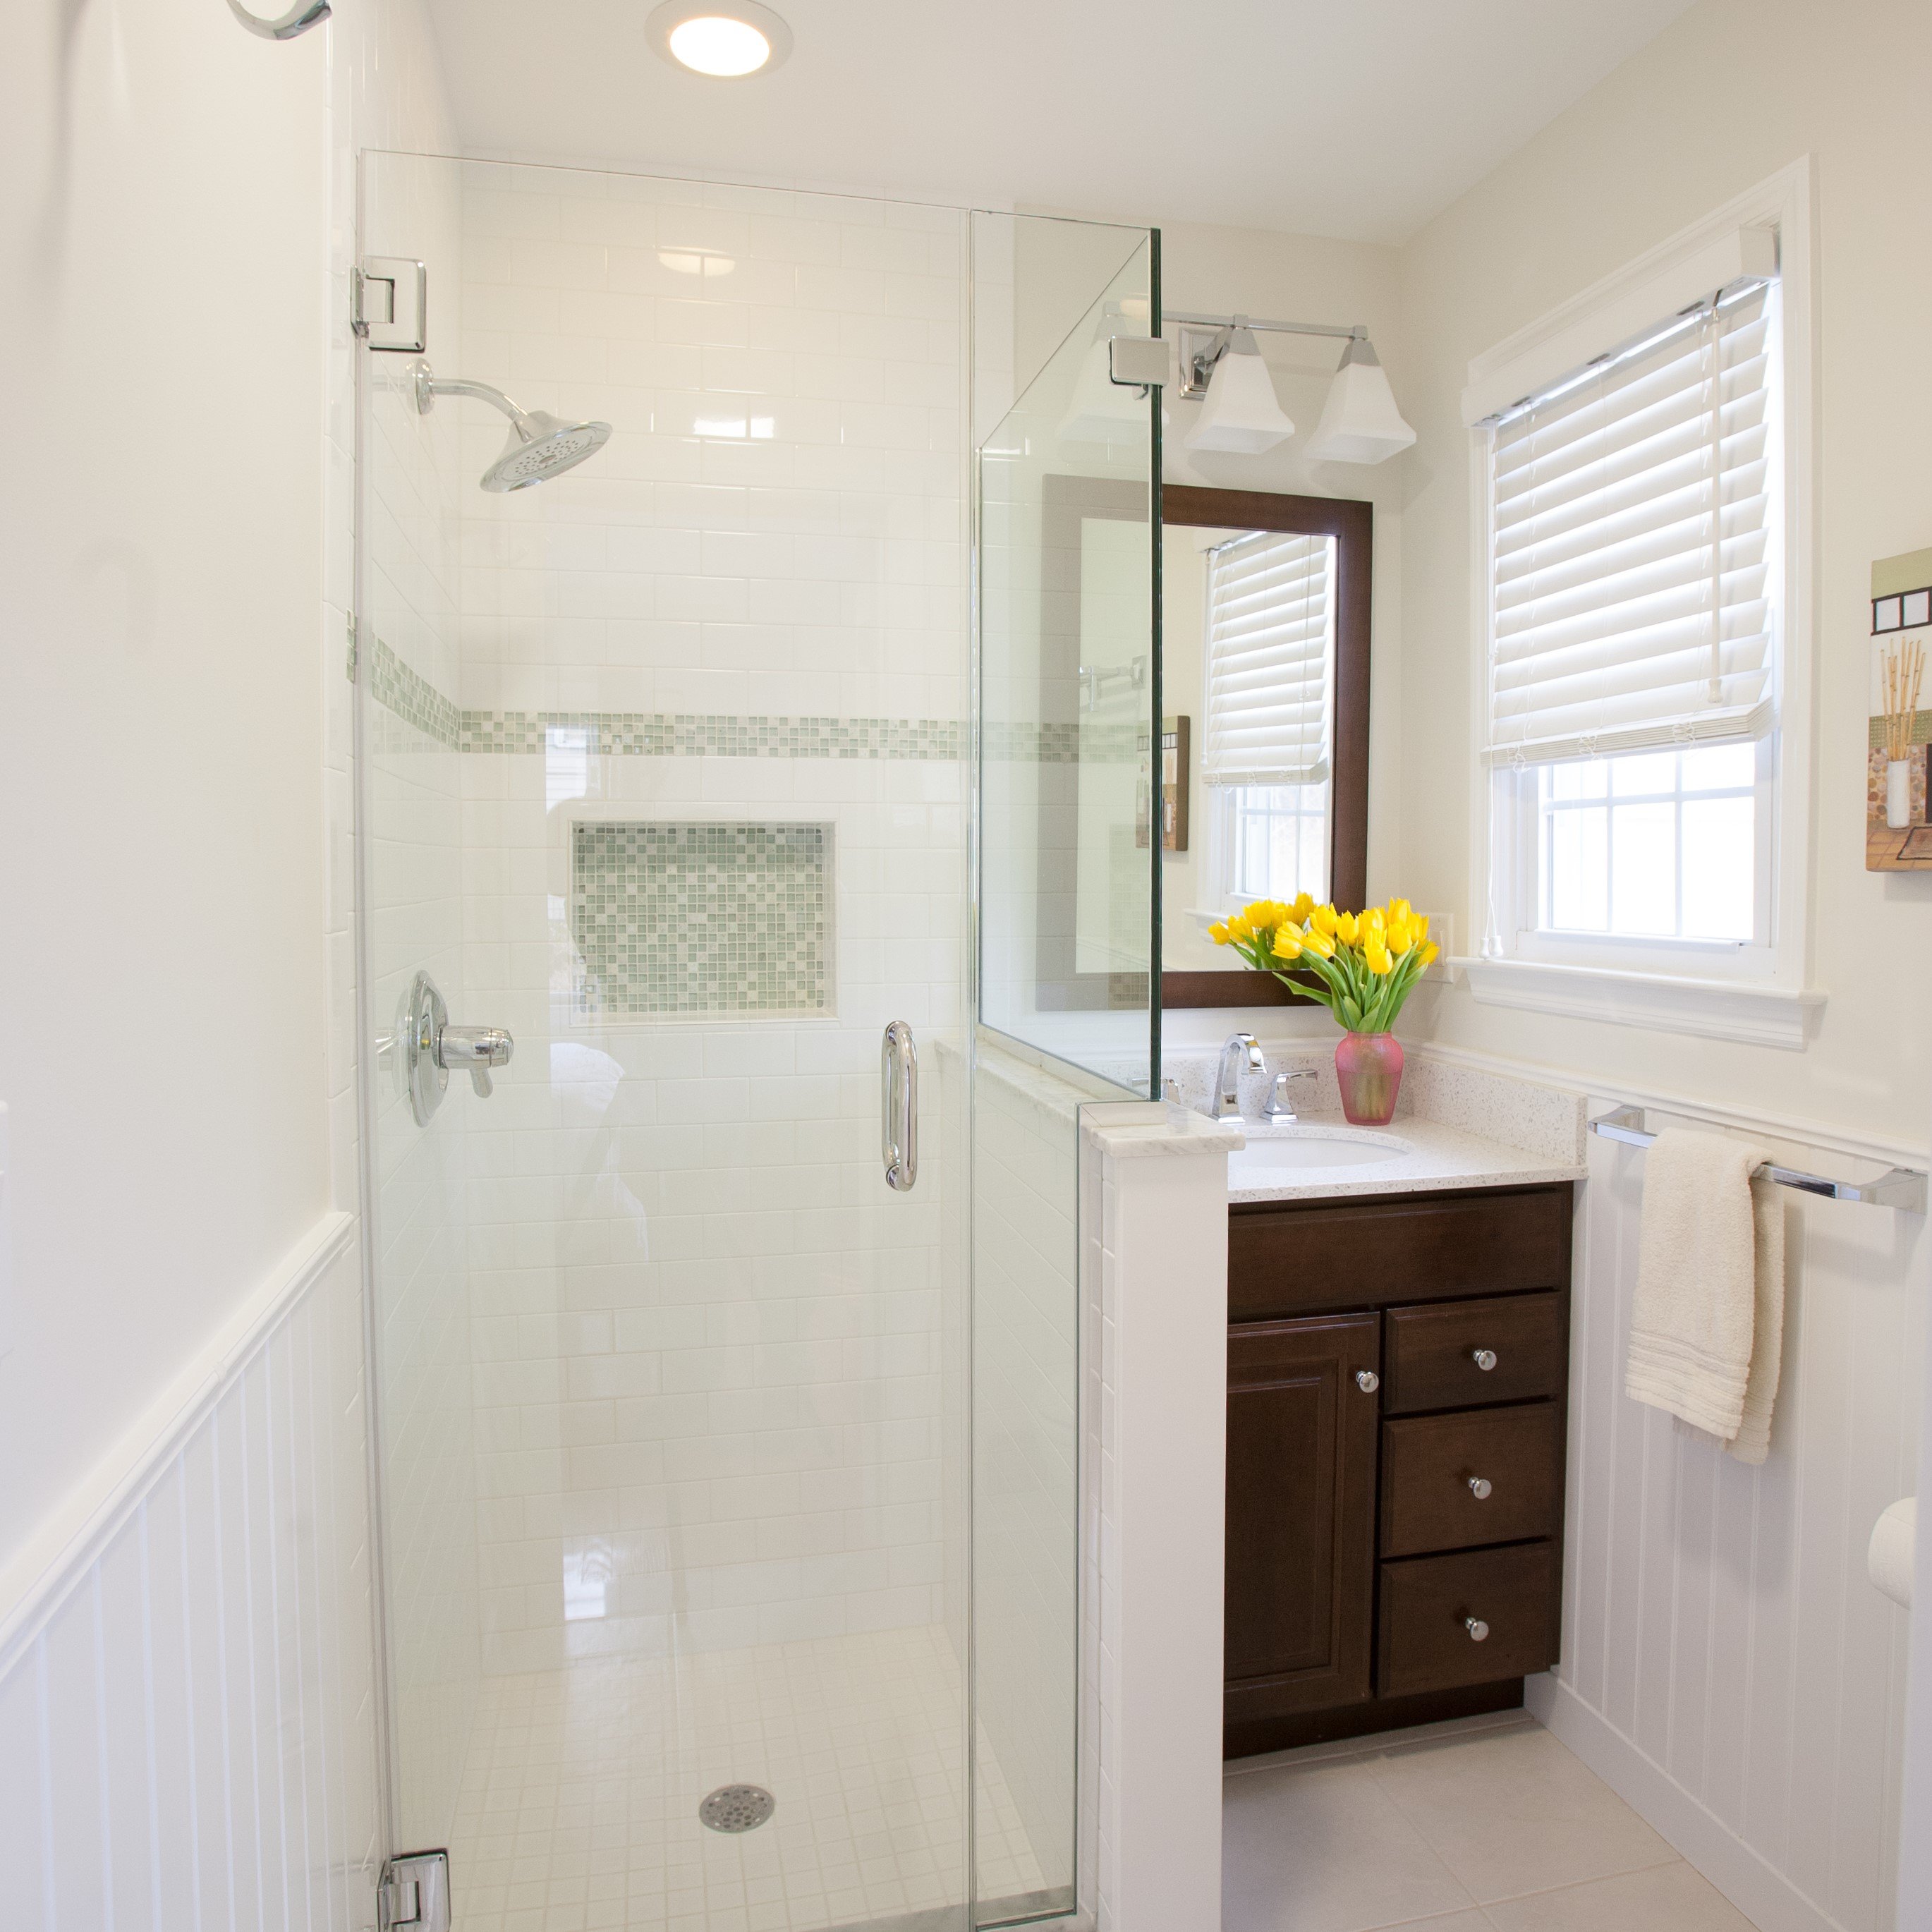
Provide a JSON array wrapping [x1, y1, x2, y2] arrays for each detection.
[[438, 1023, 514, 1099], [882, 1021, 918, 1192]]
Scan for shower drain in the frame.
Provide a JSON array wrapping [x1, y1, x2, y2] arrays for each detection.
[[699, 1784, 776, 1833]]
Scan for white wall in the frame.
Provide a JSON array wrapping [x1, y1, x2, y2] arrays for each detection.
[[1384, 5, 1932, 1925], [0, 0, 461, 1894], [1537, 1118, 1923, 1932], [1395, 0, 1932, 1147], [0, 0, 332, 1573]]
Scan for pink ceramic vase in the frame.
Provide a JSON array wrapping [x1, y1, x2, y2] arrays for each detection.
[[1335, 1031, 1404, 1126]]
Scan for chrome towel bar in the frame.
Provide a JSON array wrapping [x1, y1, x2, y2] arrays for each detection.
[[1589, 1105, 1927, 1212]]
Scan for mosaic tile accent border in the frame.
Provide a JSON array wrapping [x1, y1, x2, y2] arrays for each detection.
[[370, 638, 460, 749], [571, 820, 830, 1017], [461, 713, 1095, 763], [367, 639, 1104, 766], [465, 711, 968, 760]]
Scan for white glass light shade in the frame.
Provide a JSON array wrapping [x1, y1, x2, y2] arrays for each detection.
[[1184, 331, 1295, 454], [1057, 336, 1151, 446], [1304, 338, 1417, 464]]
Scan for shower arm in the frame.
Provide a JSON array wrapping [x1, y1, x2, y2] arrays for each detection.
[[411, 364, 530, 425]]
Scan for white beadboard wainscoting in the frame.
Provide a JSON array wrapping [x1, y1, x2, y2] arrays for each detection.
[[1528, 1083, 1927, 1932], [0, 1213, 382, 1932]]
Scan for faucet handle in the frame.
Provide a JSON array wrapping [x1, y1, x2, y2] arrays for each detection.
[[1260, 1068, 1317, 1122], [438, 1023, 514, 1099]]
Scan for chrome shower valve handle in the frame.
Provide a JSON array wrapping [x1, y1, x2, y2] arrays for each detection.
[[400, 972, 515, 1122], [439, 1024, 514, 1099]]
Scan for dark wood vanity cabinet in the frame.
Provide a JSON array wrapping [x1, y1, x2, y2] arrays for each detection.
[[1224, 1182, 1574, 1759]]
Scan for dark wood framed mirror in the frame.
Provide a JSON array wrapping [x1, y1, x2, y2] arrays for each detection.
[[1158, 485, 1373, 1009]]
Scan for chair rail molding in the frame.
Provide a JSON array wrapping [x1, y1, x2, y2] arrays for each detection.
[[0, 1210, 357, 1665]]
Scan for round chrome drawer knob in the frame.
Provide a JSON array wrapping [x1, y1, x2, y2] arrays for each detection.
[[1354, 1369, 1380, 1393], [1465, 1617, 1490, 1642], [1472, 1348, 1499, 1371], [1468, 1476, 1493, 1500]]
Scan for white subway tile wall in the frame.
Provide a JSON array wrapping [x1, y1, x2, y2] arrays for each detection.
[[439, 166, 974, 1688]]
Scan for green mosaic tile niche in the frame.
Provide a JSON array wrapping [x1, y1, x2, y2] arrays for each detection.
[[572, 821, 830, 1018]]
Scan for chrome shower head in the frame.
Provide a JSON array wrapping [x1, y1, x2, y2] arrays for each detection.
[[480, 411, 612, 491], [411, 360, 612, 492]]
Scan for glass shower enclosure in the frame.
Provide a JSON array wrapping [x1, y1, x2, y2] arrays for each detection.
[[354, 152, 1160, 1932]]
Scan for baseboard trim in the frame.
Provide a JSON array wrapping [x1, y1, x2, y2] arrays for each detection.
[[1528, 1675, 1847, 1932], [0, 1209, 358, 1670]]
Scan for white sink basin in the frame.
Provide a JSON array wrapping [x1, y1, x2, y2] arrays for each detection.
[[1229, 1128, 1412, 1179]]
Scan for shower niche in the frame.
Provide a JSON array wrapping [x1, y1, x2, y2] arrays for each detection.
[[567, 817, 833, 1020]]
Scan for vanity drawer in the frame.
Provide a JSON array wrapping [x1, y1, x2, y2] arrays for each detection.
[[1383, 1293, 1564, 1414], [1380, 1404, 1560, 1557], [1229, 1186, 1571, 1322], [1378, 1541, 1560, 1697]]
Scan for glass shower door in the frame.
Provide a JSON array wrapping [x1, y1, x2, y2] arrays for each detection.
[[357, 152, 1159, 1932], [358, 152, 983, 1932]]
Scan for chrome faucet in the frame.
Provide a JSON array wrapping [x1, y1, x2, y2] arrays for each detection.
[[1215, 1032, 1267, 1119]]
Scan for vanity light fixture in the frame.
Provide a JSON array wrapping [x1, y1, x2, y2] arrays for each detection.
[[648, 1, 794, 78], [1184, 324, 1296, 455], [1169, 310, 1417, 466], [1304, 335, 1418, 465]]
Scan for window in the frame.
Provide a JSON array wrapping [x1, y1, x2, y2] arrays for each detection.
[[1204, 530, 1335, 906], [1484, 275, 1784, 978]]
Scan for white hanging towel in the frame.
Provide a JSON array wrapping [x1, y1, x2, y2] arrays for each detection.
[[1624, 1126, 1786, 1465]]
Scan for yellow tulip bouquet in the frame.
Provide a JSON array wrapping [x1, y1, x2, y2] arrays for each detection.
[[1208, 893, 1440, 1124], [1209, 893, 1438, 1033]]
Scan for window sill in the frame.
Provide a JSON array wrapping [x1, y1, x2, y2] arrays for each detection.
[[1454, 956, 1825, 1050]]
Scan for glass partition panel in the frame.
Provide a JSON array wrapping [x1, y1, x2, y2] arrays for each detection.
[[968, 212, 1162, 1930], [977, 225, 1162, 1096]]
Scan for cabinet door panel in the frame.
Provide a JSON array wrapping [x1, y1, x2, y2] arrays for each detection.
[[1225, 1313, 1380, 1723]]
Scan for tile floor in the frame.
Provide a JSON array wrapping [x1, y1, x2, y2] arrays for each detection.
[[1223, 1711, 1760, 1932], [446, 1624, 1048, 1932]]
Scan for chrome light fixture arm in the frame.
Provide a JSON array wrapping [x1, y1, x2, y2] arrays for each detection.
[[228, 0, 330, 40]]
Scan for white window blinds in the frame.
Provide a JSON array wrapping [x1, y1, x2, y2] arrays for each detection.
[[1203, 530, 1335, 787], [1484, 281, 1777, 766]]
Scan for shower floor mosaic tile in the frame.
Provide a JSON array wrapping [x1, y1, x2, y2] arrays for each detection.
[[446, 1623, 1049, 1932], [571, 820, 830, 1019]]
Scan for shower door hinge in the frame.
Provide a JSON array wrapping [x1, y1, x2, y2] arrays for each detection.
[[1109, 336, 1169, 388], [356, 257, 427, 353], [377, 1850, 451, 1932]]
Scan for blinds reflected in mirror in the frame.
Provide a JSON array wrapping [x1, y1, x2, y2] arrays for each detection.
[[1485, 281, 1777, 767], [1202, 530, 1336, 787]]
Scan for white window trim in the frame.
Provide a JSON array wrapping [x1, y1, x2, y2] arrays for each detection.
[[1459, 158, 1823, 1048]]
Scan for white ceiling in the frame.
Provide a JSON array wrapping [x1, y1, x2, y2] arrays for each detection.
[[423, 0, 1697, 245]]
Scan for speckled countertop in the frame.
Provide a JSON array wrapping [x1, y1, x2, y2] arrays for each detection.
[[1153, 1044, 1591, 1203], [1225, 1111, 1586, 1203]]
